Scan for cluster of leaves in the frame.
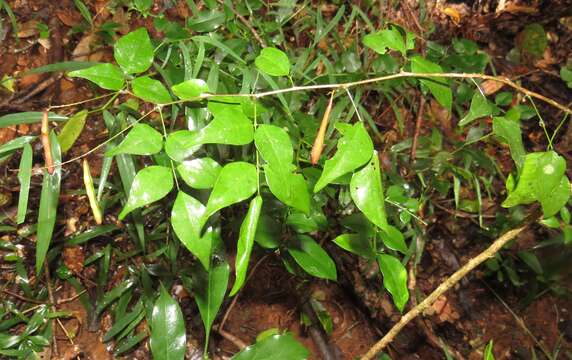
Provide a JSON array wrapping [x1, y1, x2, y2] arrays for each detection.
[[1, 2, 571, 359]]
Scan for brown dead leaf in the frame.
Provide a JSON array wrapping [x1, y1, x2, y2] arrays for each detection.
[[431, 295, 460, 323], [481, 79, 505, 95], [56, 8, 82, 27], [63, 246, 85, 275], [72, 34, 97, 61], [17, 20, 39, 38]]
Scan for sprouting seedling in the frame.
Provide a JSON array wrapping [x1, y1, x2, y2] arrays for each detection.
[[40, 110, 54, 175], [310, 91, 335, 165]]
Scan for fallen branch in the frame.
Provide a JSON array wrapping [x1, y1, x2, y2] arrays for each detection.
[[361, 224, 530, 360]]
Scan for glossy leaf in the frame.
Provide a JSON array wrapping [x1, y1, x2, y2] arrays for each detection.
[[333, 233, 374, 259], [264, 165, 310, 214], [0, 112, 67, 127], [68, 63, 125, 91], [193, 258, 230, 351], [493, 116, 525, 170], [232, 333, 309, 360], [254, 124, 293, 166], [187, 10, 226, 32], [255, 47, 290, 77], [411, 56, 452, 112], [171, 191, 209, 269], [119, 166, 173, 220], [287, 235, 337, 280], [150, 285, 186, 360], [36, 132, 61, 274], [106, 124, 163, 156], [172, 79, 209, 100], [57, 110, 88, 153], [131, 76, 172, 104], [377, 254, 409, 312], [458, 92, 493, 126], [114, 28, 154, 74], [314, 122, 373, 192], [176, 158, 221, 189], [363, 27, 406, 56], [380, 225, 408, 254], [532, 151, 567, 206], [17, 143, 32, 224], [205, 162, 258, 218], [165, 108, 254, 162], [230, 196, 263, 296], [350, 151, 388, 230], [0, 135, 35, 155], [540, 175, 570, 218]]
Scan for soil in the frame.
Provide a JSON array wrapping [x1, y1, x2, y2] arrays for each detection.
[[1, 1, 572, 359]]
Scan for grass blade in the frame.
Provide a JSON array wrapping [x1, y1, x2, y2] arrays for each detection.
[[16, 143, 32, 224]]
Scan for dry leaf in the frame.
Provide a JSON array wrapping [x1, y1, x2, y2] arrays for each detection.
[[481, 79, 505, 95]]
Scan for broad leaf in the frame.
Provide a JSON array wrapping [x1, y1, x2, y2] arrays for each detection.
[[172, 79, 209, 100], [314, 122, 373, 192], [254, 124, 293, 166], [205, 162, 257, 218], [131, 76, 172, 104], [377, 254, 409, 312], [333, 233, 374, 259], [177, 158, 221, 189], [171, 191, 209, 269], [193, 259, 230, 351], [68, 63, 125, 91], [502, 153, 542, 207], [540, 175, 570, 218], [458, 92, 493, 126], [114, 28, 154, 74], [232, 333, 309, 360], [150, 285, 186, 360], [165, 108, 254, 162], [187, 10, 226, 32], [380, 225, 408, 254], [532, 151, 566, 204], [255, 48, 290, 77], [57, 110, 88, 153], [493, 116, 525, 170], [230, 196, 263, 296], [287, 235, 337, 280], [411, 56, 452, 112], [119, 166, 173, 220], [36, 132, 61, 274], [106, 124, 163, 156], [350, 151, 388, 230], [264, 165, 310, 214], [363, 27, 406, 56]]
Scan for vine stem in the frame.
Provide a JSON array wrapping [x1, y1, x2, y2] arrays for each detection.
[[361, 224, 530, 360]]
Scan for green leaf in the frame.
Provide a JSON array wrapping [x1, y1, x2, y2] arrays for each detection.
[[131, 76, 172, 104], [134, 0, 152, 12], [255, 48, 290, 77], [411, 56, 452, 112], [255, 215, 281, 249], [36, 132, 61, 274], [171, 191, 209, 269], [287, 235, 337, 280], [232, 333, 309, 360], [205, 162, 257, 218], [540, 175, 570, 218], [17, 143, 32, 224], [193, 258, 230, 351], [264, 165, 310, 214], [363, 26, 406, 56], [172, 79, 209, 100], [106, 124, 163, 156], [187, 10, 226, 32], [176, 158, 221, 189], [57, 110, 88, 153], [458, 92, 493, 126], [118, 166, 173, 220], [114, 28, 154, 74], [332, 233, 374, 259], [150, 285, 186, 360], [484, 340, 495, 360], [532, 151, 566, 205], [349, 150, 388, 230], [380, 225, 408, 254], [493, 116, 525, 170], [254, 124, 293, 166], [517, 23, 547, 58], [68, 63, 125, 91], [0, 112, 67, 127], [230, 196, 263, 296], [314, 122, 373, 192], [377, 254, 409, 312], [0, 135, 35, 155], [165, 108, 254, 162]]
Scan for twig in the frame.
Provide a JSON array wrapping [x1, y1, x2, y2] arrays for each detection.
[[217, 0, 267, 47], [45, 262, 59, 356], [361, 224, 531, 360], [213, 325, 247, 350], [41, 110, 54, 175], [2, 289, 45, 304], [301, 300, 341, 360], [410, 97, 425, 161]]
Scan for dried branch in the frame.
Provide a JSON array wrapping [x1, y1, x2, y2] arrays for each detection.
[[41, 110, 54, 175]]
